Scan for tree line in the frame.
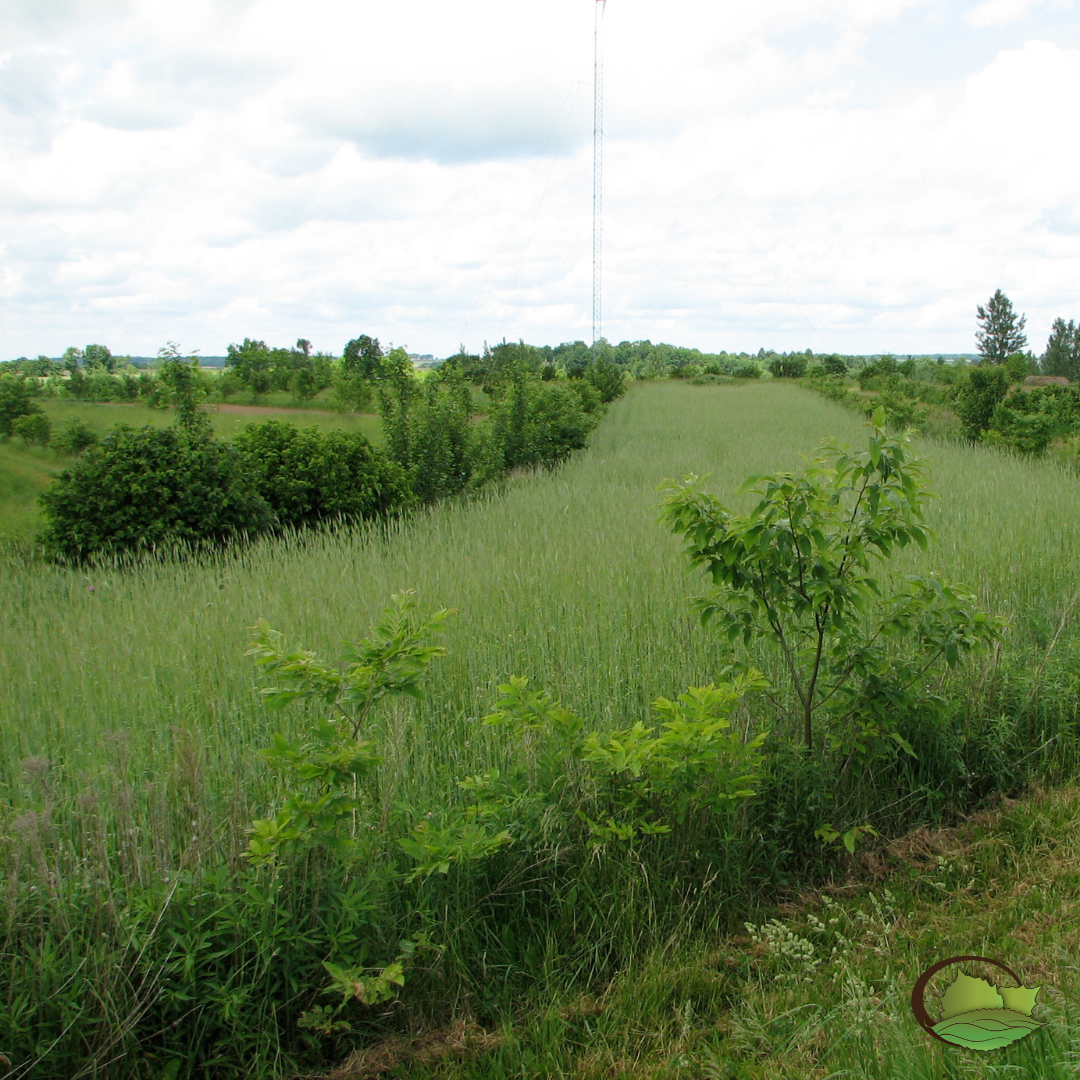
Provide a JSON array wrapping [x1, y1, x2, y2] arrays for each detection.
[[22, 337, 627, 563], [799, 289, 1080, 460]]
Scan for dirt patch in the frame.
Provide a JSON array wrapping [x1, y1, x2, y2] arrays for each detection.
[[326, 1018, 502, 1079]]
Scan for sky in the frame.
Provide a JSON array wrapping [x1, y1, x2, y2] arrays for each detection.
[[1, 0, 1079, 360]]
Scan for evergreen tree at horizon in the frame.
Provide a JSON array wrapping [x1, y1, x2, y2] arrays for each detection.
[[976, 288, 1027, 365], [1042, 317, 1079, 381]]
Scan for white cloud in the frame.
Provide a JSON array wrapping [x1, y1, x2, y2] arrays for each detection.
[[965, 0, 1033, 26], [964, 0, 1073, 26], [0, 0, 1078, 358]]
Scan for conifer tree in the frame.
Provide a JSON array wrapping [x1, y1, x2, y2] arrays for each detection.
[[1042, 317, 1079, 380], [976, 289, 1027, 364]]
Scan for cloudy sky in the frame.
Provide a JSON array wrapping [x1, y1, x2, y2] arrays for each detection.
[[1, 0, 1079, 360]]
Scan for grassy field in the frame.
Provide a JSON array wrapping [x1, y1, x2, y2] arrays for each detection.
[[215, 381, 491, 413], [3, 380, 1080, 1077], [0, 401, 383, 545], [8, 379, 1080, 853]]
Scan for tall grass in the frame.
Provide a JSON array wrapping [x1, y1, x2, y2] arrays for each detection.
[[3, 381, 1080, 1078]]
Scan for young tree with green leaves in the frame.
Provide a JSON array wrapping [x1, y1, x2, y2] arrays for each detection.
[[155, 343, 212, 437], [290, 367, 317, 404], [976, 289, 1027, 365], [658, 409, 1004, 756], [376, 348, 420, 465]]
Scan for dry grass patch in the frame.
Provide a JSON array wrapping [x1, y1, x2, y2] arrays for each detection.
[[324, 1018, 502, 1079]]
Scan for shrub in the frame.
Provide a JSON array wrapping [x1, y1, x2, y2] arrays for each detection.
[[690, 374, 739, 386], [731, 360, 762, 379], [984, 384, 1080, 454], [953, 366, 1010, 439], [232, 420, 415, 529], [12, 411, 51, 447], [39, 426, 276, 563], [485, 370, 598, 476], [51, 418, 100, 456], [332, 371, 374, 413], [401, 366, 475, 503], [807, 375, 852, 403], [768, 355, 808, 378], [864, 387, 928, 431], [985, 411, 1057, 455], [1006, 352, 1032, 383], [856, 357, 899, 390], [584, 355, 626, 403], [567, 377, 603, 414]]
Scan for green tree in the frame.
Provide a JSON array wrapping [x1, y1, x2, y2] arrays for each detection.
[[482, 340, 543, 395], [83, 344, 116, 372], [976, 289, 1027, 365], [225, 338, 273, 398], [481, 364, 597, 478], [1005, 352, 1031, 383], [399, 364, 475, 504], [342, 335, 384, 379], [441, 345, 487, 384], [1041, 318, 1078, 380], [658, 409, 1003, 753], [290, 367, 317, 404], [333, 370, 374, 413], [954, 365, 1010, 439], [155, 343, 212, 437], [376, 348, 420, 464], [0, 375, 42, 437]]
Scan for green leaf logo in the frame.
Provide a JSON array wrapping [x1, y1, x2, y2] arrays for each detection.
[[911, 956, 1043, 1051]]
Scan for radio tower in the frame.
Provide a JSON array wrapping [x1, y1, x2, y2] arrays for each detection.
[[592, 0, 606, 351]]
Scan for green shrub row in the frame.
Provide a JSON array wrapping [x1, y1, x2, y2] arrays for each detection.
[[33, 354, 621, 564]]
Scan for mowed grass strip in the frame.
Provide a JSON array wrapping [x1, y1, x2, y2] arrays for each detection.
[[3, 380, 1080, 863]]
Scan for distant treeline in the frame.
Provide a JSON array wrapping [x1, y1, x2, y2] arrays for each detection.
[[0, 337, 980, 391]]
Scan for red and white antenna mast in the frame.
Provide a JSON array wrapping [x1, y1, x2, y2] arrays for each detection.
[[592, 0, 606, 350]]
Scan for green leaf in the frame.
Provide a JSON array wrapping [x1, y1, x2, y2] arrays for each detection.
[[932, 1009, 1042, 1050]]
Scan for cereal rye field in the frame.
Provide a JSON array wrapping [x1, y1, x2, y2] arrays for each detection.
[[4, 380, 1080, 1078]]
